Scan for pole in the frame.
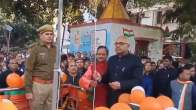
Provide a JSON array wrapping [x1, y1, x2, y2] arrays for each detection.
[[7, 31, 11, 54], [52, 0, 63, 109], [61, 25, 65, 53], [5, 31, 11, 57], [92, 1, 98, 109]]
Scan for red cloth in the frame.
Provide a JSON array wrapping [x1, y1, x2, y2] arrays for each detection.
[[91, 62, 108, 76], [95, 84, 108, 107], [79, 61, 108, 107]]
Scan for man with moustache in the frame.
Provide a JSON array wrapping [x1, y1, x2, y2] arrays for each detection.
[[24, 24, 56, 110]]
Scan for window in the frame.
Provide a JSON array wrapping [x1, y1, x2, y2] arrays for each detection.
[[157, 11, 162, 24]]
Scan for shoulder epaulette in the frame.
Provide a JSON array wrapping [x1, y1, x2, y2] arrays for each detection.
[[30, 42, 38, 47]]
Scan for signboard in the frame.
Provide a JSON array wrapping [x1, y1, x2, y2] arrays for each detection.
[[91, 29, 107, 52], [70, 29, 107, 55]]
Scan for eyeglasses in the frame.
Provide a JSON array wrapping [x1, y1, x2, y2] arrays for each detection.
[[97, 53, 107, 56], [115, 42, 128, 45]]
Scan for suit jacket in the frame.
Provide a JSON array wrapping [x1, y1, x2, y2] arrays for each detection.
[[103, 53, 143, 107], [153, 67, 177, 97]]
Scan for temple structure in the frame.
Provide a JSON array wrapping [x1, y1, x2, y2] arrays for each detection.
[[69, 0, 164, 61]]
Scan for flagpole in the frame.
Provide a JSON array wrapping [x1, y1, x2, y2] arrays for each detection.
[[93, 1, 98, 109], [52, 0, 63, 109]]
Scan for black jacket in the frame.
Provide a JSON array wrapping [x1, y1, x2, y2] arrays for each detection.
[[0, 69, 23, 88], [103, 53, 143, 107], [65, 73, 81, 86], [153, 67, 177, 97], [191, 76, 196, 85]]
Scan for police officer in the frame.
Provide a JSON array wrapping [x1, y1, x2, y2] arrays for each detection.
[[24, 24, 56, 110]]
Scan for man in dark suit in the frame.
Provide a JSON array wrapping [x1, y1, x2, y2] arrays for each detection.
[[153, 55, 177, 97], [103, 36, 143, 107]]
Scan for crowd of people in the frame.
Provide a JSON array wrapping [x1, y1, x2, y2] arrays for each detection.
[[0, 24, 196, 110], [0, 52, 25, 88], [60, 46, 196, 110]]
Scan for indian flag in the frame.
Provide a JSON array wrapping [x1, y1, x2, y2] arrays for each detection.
[[123, 29, 134, 38], [123, 28, 135, 54]]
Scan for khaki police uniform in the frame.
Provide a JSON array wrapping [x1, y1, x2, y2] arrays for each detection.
[[24, 24, 56, 110]]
